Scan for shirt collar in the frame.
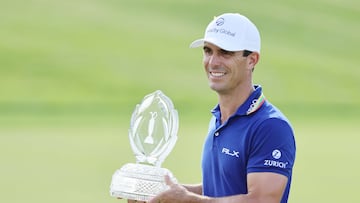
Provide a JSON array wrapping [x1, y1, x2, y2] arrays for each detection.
[[211, 85, 266, 118]]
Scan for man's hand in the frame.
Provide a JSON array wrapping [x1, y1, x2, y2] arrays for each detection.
[[127, 200, 145, 203], [116, 197, 145, 203], [116, 175, 181, 203], [148, 175, 191, 203]]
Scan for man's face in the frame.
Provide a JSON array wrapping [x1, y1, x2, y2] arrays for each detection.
[[202, 42, 255, 94]]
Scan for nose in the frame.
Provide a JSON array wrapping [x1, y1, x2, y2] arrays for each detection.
[[206, 54, 221, 67]]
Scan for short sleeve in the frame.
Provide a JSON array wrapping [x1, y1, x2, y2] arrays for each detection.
[[247, 118, 296, 177]]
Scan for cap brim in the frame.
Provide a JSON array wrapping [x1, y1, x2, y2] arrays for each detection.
[[189, 38, 231, 51], [189, 39, 205, 48]]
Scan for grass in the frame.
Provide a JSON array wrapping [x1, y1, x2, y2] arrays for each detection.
[[0, 0, 359, 202], [1, 117, 359, 203], [290, 119, 360, 203]]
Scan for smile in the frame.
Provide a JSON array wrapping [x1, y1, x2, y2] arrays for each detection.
[[210, 71, 226, 77]]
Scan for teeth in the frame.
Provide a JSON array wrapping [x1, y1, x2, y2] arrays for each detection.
[[210, 72, 225, 77]]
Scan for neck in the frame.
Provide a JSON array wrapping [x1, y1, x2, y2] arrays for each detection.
[[218, 84, 254, 123]]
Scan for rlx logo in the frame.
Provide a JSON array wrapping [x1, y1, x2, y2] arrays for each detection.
[[222, 147, 240, 158]]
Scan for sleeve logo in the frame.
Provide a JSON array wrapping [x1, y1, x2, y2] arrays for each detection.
[[272, 149, 281, 159], [264, 149, 288, 169]]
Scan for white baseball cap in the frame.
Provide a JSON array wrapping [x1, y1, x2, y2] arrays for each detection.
[[190, 13, 261, 53]]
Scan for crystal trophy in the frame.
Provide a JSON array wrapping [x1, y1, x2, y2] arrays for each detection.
[[110, 90, 179, 201]]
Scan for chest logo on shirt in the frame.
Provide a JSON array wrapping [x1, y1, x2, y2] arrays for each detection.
[[221, 147, 240, 158]]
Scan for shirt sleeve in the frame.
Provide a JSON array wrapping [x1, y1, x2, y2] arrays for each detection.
[[247, 118, 296, 178]]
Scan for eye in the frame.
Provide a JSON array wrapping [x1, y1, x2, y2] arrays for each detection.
[[220, 49, 234, 56], [203, 46, 212, 55]]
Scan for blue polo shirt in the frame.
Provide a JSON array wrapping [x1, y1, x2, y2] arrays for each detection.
[[201, 85, 296, 203]]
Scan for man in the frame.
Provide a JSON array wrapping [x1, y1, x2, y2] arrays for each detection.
[[147, 12, 296, 203]]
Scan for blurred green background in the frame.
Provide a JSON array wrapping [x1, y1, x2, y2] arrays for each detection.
[[1, 0, 359, 202]]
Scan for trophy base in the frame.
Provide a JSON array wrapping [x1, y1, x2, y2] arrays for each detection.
[[110, 163, 177, 201]]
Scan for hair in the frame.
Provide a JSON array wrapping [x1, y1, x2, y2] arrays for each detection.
[[242, 50, 253, 57], [242, 50, 255, 72]]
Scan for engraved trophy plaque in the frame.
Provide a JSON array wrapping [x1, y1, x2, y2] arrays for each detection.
[[110, 90, 178, 201]]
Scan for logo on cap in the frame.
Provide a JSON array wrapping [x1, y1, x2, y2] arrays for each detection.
[[215, 17, 225, 26]]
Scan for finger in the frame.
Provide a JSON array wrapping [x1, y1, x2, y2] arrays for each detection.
[[164, 174, 174, 186], [147, 197, 157, 203]]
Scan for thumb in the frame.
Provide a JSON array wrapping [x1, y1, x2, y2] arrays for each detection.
[[164, 174, 174, 186]]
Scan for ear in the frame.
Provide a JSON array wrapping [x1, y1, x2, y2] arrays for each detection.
[[248, 52, 260, 70]]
